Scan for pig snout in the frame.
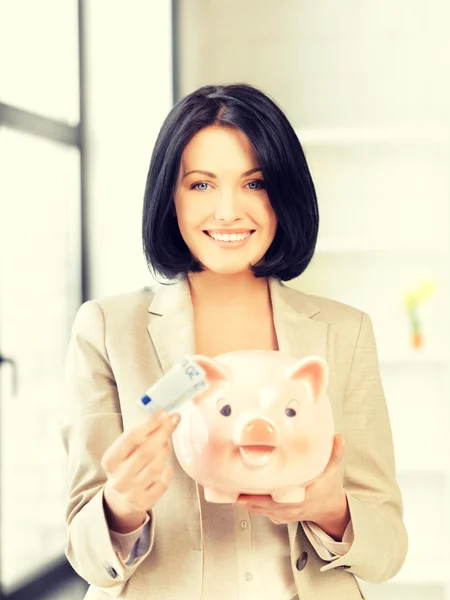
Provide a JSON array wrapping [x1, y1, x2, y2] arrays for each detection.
[[235, 418, 279, 469], [238, 418, 279, 446]]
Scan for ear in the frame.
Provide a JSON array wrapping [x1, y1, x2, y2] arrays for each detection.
[[285, 356, 329, 403], [190, 355, 232, 404]]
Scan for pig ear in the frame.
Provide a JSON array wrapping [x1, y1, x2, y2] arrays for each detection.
[[285, 356, 329, 402], [190, 355, 232, 405]]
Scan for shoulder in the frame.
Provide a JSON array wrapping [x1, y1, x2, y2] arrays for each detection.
[[283, 287, 377, 360], [73, 287, 157, 331], [280, 282, 367, 341], [94, 286, 157, 315], [281, 282, 365, 323]]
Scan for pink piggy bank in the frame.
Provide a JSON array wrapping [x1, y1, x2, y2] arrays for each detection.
[[171, 350, 334, 503]]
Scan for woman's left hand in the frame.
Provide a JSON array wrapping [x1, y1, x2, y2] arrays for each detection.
[[235, 434, 349, 534]]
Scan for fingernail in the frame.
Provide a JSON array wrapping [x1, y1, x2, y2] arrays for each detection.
[[170, 413, 181, 425], [156, 410, 168, 421]]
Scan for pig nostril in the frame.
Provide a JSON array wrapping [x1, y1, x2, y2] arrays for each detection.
[[240, 419, 278, 446], [246, 422, 275, 435]]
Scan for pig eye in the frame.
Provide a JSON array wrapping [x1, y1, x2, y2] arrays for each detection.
[[285, 399, 299, 417], [220, 404, 232, 417]]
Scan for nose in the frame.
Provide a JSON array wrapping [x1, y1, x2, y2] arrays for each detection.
[[240, 418, 278, 446], [214, 189, 243, 222]]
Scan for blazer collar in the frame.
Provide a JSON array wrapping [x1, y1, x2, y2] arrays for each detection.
[[147, 276, 328, 375]]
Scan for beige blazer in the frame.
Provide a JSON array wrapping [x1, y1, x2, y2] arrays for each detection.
[[60, 276, 408, 600]]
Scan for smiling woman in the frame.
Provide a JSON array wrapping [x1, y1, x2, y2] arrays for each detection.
[[62, 83, 407, 600]]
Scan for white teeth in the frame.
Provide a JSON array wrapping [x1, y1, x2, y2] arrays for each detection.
[[209, 231, 251, 242]]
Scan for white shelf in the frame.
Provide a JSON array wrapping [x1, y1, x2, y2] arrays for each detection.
[[295, 128, 450, 145]]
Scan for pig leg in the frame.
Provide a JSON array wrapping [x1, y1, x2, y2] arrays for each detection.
[[271, 486, 306, 504], [203, 486, 239, 503]]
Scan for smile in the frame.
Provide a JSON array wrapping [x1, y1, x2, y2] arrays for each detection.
[[204, 231, 255, 247]]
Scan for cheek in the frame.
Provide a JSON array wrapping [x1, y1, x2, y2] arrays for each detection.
[[175, 206, 196, 233], [270, 210, 278, 231], [174, 193, 198, 227], [260, 209, 277, 241], [290, 433, 311, 454], [260, 196, 277, 220], [284, 420, 312, 454]]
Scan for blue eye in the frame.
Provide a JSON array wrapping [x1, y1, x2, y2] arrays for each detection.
[[247, 180, 265, 190], [191, 182, 209, 191]]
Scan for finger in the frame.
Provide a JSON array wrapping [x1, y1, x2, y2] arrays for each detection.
[[111, 420, 176, 486], [134, 443, 171, 487], [142, 465, 173, 502], [269, 516, 286, 525], [102, 411, 180, 474], [125, 465, 174, 513], [110, 439, 171, 494], [102, 410, 167, 472], [125, 425, 174, 475]]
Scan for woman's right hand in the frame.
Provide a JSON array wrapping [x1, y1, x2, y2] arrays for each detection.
[[101, 409, 181, 533]]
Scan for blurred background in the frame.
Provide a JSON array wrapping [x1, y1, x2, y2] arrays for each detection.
[[0, 1, 449, 599]]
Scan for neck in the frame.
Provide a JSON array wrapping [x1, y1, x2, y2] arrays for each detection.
[[187, 271, 271, 308]]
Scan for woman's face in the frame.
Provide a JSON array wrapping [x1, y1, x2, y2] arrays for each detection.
[[173, 125, 278, 276]]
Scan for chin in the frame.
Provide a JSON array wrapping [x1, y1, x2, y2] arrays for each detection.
[[199, 254, 266, 273], [194, 253, 268, 276], [201, 263, 253, 276]]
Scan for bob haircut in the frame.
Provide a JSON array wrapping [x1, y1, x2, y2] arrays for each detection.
[[142, 83, 319, 283]]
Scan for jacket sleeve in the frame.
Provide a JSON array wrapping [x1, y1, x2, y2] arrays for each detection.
[[320, 311, 408, 583], [60, 300, 156, 596], [301, 520, 353, 559]]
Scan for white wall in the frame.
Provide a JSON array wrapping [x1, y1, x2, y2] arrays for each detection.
[[83, 0, 173, 299], [178, 0, 450, 130]]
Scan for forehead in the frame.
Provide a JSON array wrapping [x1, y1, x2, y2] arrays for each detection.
[[181, 125, 258, 168]]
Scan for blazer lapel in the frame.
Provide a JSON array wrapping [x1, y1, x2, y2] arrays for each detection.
[[147, 276, 197, 375], [268, 276, 328, 361]]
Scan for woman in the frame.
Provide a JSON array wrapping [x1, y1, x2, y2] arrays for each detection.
[[61, 84, 408, 599]]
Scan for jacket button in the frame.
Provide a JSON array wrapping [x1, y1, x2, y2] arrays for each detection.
[[104, 564, 118, 578], [295, 551, 308, 571], [335, 565, 351, 570]]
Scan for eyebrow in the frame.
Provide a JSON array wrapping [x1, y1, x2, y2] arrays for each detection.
[[182, 167, 262, 180]]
